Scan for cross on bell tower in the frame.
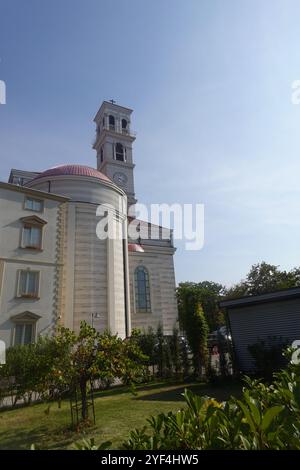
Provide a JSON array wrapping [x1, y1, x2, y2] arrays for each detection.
[[93, 101, 137, 209]]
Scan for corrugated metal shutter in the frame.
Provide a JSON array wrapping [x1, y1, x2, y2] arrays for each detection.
[[229, 298, 300, 372]]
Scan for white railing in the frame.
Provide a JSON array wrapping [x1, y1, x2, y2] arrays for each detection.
[[93, 125, 137, 146], [102, 124, 136, 137]]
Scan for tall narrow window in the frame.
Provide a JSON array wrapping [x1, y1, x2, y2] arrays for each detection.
[[109, 115, 115, 130], [23, 225, 42, 249], [122, 119, 128, 134], [115, 143, 125, 161], [18, 270, 40, 298], [100, 146, 104, 163], [20, 215, 47, 250], [11, 312, 40, 346], [14, 323, 34, 346], [134, 266, 151, 312]]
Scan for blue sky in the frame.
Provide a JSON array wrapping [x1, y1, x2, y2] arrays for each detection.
[[1, 0, 300, 287]]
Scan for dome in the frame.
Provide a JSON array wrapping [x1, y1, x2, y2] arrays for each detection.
[[31, 164, 111, 183]]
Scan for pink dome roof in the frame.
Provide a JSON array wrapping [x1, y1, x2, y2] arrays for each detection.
[[31, 164, 111, 183]]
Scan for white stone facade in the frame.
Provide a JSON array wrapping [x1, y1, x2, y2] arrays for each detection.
[[0, 184, 68, 347], [0, 101, 178, 348]]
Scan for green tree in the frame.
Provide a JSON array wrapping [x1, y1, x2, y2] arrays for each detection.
[[177, 281, 225, 331], [180, 337, 191, 377], [177, 285, 209, 378], [131, 326, 189, 379], [130, 327, 158, 377], [48, 322, 146, 421], [156, 323, 167, 378], [169, 327, 182, 378], [226, 261, 300, 299]]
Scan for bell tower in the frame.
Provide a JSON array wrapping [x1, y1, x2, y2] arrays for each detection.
[[93, 100, 137, 208]]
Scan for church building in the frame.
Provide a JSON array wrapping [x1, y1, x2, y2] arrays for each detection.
[[0, 101, 178, 347]]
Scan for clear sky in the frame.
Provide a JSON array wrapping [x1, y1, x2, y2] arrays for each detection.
[[1, 0, 300, 287]]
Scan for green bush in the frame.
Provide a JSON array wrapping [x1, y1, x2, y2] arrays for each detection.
[[121, 358, 300, 450], [73, 438, 112, 450], [130, 325, 192, 380], [0, 336, 63, 407], [248, 336, 288, 380], [0, 323, 148, 417], [177, 286, 209, 378]]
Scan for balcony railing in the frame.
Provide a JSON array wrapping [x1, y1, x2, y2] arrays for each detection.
[[102, 124, 136, 138], [93, 125, 137, 147]]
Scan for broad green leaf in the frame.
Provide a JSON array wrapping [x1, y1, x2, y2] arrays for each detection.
[[262, 406, 284, 431]]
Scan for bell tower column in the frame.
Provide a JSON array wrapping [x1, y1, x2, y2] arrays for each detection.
[[93, 100, 137, 211]]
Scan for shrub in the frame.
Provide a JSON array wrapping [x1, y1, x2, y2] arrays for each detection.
[[177, 286, 209, 378], [73, 438, 112, 450], [0, 336, 61, 407], [0, 322, 148, 419], [130, 325, 192, 380], [248, 336, 288, 380], [169, 327, 183, 379], [122, 359, 300, 450]]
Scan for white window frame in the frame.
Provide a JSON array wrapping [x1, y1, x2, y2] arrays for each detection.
[[21, 224, 43, 250], [17, 270, 40, 299], [24, 196, 44, 213], [133, 265, 152, 313], [13, 322, 36, 346]]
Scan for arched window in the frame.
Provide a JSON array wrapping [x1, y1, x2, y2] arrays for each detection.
[[109, 115, 115, 130], [122, 119, 128, 134], [115, 143, 125, 161], [134, 266, 151, 312]]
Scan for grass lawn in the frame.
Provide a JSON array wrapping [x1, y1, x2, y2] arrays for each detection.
[[0, 380, 241, 450]]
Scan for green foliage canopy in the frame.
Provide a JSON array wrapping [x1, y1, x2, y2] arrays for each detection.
[[177, 281, 225, 331], [226, 261, 300, 299]]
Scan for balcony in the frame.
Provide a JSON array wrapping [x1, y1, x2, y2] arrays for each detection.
[[93, 125, 137, 147], [102, 124, 136, 138]]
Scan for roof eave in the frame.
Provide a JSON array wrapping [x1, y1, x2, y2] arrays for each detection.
[[220, 287, 300, 309], [0, 181, 70, 202]]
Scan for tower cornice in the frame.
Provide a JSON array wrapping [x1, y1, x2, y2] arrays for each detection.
[[94, 101, 133, 123]]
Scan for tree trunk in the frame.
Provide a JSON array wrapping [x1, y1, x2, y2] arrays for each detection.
[[80, 379, 88, 421], [192, 350, 201, 379]]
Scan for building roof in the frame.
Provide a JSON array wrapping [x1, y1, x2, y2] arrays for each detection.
[[0, 181, 69, 202], [8, 169, 41, 184], [30, 164, 111, 183], [94, 101, 133, 122], [220, 287, 300, 309]]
